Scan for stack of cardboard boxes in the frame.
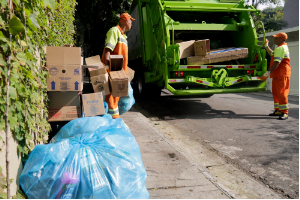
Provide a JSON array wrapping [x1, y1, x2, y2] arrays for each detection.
[[46, 46, 135, 122], [46, 46, 83, 122], [177, 39, 248, 65]]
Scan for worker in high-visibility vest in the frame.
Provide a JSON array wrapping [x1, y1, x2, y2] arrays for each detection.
[[262, 32, 291, 120], [101, 13, 135, 118]]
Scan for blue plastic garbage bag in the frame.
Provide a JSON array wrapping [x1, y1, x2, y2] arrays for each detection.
[[119, 83, 135, 115], [20, 116, 149, 199]]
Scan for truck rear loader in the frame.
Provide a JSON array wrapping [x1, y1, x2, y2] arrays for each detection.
[[127, 0, 267, 97]]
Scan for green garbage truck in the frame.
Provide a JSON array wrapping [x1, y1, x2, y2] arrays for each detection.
[[127, 0, 267, 97]]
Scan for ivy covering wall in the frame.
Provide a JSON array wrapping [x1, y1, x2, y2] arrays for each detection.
[[0, 0, 76, 160]]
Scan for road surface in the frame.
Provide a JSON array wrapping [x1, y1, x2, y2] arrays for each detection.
[[133, 90, 299, 198]]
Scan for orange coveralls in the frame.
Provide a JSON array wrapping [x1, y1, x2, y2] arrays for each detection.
[[101, 25, 128, 118], [270, 43, 291, 114]]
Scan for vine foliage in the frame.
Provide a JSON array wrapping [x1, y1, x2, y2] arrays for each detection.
[[0, 0, 76, 197]]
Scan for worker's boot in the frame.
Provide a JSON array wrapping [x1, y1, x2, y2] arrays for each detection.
[[269, 110, 282, 116], [278, 113, 288, 120]]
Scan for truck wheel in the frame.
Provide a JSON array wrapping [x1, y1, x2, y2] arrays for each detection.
[[137, 74, 161, 99]]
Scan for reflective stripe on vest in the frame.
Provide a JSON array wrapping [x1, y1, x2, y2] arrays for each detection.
[[118, 38, 128, 46], [106, 43, 115, 50]]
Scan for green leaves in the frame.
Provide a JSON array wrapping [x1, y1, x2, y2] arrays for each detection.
[[9, 86, 17, 99], [0, 0, 7, 8], [43, 0, 56, 11], [28, 14, 40, 31], [0, 0, 75, 160], [9, 16, 25, 35]]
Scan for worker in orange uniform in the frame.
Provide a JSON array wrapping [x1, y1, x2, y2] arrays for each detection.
[[101, 13, 135, 118], [262, 33, 291, 120]]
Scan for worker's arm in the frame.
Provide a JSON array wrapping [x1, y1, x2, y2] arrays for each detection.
[[103, 48, 112, 65], [265, 46, 273, 56], [269, 61, 280, 73], [264, 39, 273, 56], [103, 28, 118, 65]]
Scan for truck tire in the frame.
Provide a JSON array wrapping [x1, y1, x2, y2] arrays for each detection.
[[136, 72, 162, 99]]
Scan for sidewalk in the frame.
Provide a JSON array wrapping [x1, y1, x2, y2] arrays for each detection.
[[122, 111, 230, 199]]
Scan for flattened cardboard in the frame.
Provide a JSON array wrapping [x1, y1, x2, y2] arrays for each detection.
[[46, 46, 81, 65], [126, 67, 135, 82], [109, 69, 128, 97], [194, 39, 210, 56], [48, 92, 81, 122], [85, 55, 102, 65], [90, 73, 110, 95], [178, 40, 195, 59], [109, 55, 124, 71], [82, 93, 105, 117], [47, 65, 83, 91], [88, 66, 108, 77], [187, 47, 248, 65], [83, 55, 108, 76]]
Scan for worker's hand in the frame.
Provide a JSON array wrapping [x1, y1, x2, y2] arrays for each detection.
[[264, 39, 269, 48], [260, 71, 270, 82]]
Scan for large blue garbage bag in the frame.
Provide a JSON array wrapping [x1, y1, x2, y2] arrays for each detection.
[[119, 83, 135, 115], [20, 116, 149, 199]]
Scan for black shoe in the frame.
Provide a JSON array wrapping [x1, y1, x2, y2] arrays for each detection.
[[279, 113, 288, 120], [269, 110, 282, 116]]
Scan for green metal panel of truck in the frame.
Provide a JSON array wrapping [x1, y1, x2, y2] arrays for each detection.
[[127, 0, 267, 97]]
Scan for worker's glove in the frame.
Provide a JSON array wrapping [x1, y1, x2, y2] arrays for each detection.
[[260, 71, 270, 82], [264, 39, 269, 48]]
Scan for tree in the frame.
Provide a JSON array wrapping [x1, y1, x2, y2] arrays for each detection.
[[258, 6, 287, 33], [74, 0, 132, 58], [244, 0, 287, 34]]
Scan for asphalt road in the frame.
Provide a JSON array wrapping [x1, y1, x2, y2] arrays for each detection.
[[133, 90, 299, 198]]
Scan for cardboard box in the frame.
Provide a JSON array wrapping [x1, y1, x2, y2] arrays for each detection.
[[46, 46, 81, 65], [127, 67, 135, 82], [109, 55, 124, 71], [88, 67, 108, 77], [109, 69, 128, 97], [187, 47, 248, 65], [194, 39, 210, 56], [47, 65, 83, 91], [82, 93, 105, 117], [83, 55, 109, 76], [90, 73, 110, 95], [48, 92, 81, 122], [178, 40, 195, 59], [85, 55, 103, 66]]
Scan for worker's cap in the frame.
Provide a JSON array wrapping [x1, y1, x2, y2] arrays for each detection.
[[119, 13, 135, 22], [272, 32, 288, 40]]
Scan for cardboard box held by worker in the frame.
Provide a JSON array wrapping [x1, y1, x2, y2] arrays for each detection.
[[48, 92, 82, 122], [82, 93, 106, 117], [46, 46, 83, 91], [90, 73, 110, 95], [109, 69, 128, 97], [84, 55, 109, 77], [109, 55, 124, 71], [126, 67, 135, 82]]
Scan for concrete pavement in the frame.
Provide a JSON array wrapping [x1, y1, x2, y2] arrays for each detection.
[[122, 111, 230, 199], [122, 109, 283, 199]]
